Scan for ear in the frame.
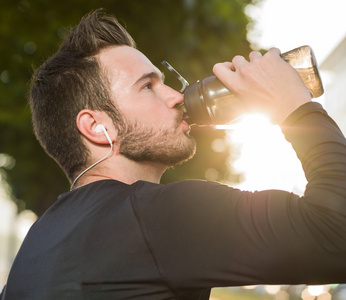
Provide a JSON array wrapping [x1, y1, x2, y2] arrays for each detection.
[[76, 109, 116, 145]]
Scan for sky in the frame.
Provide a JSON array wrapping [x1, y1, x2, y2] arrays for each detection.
[[227, 0, 346, 193]]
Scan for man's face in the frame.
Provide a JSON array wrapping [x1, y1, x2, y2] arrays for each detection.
[[97, 46, 196, 167]]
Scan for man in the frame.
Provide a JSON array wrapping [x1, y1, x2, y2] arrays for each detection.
[[2, 9, 346, 300]]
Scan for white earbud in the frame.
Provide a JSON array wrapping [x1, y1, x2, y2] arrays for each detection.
[[95, 124, 105, 133], [95, 124, 112, 145]]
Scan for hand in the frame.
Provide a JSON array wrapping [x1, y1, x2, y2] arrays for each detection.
[[212, 48, 312, 124]]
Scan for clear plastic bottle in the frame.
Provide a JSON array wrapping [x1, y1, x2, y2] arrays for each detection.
[[280, 45, 324, 98], [165, 46, 324, 126]]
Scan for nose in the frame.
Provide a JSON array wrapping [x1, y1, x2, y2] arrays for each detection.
[[164, 85, 184, 109]]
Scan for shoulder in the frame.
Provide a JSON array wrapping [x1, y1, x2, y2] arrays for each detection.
[[133, 179, 243, 214], [138, 179, 237, 197]]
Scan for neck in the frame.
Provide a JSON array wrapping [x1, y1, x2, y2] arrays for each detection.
[[72, 153, 167, 189]]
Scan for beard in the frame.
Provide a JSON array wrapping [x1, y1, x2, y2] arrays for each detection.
[[115, 112, 196, 167]]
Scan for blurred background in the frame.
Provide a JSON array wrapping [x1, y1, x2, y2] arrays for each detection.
[[1, 0, 346, 299]]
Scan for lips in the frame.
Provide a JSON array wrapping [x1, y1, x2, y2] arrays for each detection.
[[181, 119, 191, 132]]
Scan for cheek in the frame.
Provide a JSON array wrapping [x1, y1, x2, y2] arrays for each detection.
[[115, 91, 176, 126], [130, 103, 173, 124]]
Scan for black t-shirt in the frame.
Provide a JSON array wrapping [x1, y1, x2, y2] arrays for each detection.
[[3, 102, 346, 300]]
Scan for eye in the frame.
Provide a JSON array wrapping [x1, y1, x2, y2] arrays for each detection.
[[142, 82, 152, 90]]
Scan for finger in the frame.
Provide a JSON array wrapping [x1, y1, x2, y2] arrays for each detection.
[[213, 62, 234, 74], [220, 61, 233, 70], [249, 50, 262, 61], [232, 55, 247, 70], [213, 62, 236, 87], [267, 47, 281, 56]]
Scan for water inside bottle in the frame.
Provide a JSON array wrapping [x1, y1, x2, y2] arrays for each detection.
[[295, 67, 324, 98]]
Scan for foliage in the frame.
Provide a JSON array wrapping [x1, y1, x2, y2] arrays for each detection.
[[0, 0, 257, 216]]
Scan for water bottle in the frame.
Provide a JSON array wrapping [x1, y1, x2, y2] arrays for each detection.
[[162, 45, 324, 126]]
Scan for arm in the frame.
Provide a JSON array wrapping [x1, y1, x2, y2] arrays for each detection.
[[209, 50, 346, 284]]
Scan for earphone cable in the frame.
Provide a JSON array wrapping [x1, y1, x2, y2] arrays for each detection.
[[70, 143, 113, 190]]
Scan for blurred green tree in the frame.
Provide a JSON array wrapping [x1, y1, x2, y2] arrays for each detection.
[[0, 0, 258, 216]]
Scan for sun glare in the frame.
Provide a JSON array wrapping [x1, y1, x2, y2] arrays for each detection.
[[225, 113, 307, 194]]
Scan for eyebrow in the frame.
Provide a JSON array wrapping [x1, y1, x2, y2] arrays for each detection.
[[132, 71, 165, 87]]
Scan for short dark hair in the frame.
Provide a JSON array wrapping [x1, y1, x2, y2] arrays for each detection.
[[29, 9, 135, 182]]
